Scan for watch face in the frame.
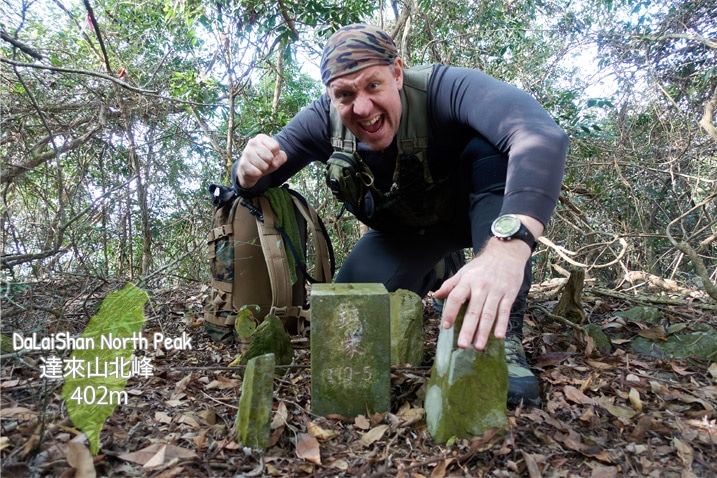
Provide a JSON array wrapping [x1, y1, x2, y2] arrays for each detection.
[[492, 214, 521, 237]]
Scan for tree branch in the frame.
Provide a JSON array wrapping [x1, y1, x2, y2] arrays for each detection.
[[0, 57, 158, 94], [0, 30, 43, 60], [659, 33, 717, 50], [276, 0, 299, 41], [666, 193, 717, 301], [700, 86, 717, 141], [82, 0, 112, 74], [0, 126, 102, 184], [1, 177, 135, 269]]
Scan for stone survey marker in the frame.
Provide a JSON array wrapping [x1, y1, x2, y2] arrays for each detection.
[[310, 283, 391, 417], [236, 353, 275, 450], [390, 289, 424, 366], [425, 306, 508, 443]]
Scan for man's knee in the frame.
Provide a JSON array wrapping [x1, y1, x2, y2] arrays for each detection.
[[461, 136, 508, 194]]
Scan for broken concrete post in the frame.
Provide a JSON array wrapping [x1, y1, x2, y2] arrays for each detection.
[[425, 306, 508, 443], [390, 289, 424, 366], [310, 283, 391, 417], [554, 269, 586, 324], [236, 353, 275, 449]]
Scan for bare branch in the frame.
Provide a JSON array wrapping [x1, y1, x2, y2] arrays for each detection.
[[0, 57, 159, 95], [82, 0, 112, 74], [700, 86, 717, 141], [0, 30, 43, 60], [0, 126, 102, 184], [666, 193, 717, 301], [659, 33, 717, 49]]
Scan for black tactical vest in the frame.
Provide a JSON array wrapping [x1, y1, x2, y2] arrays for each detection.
[[327, 65, 455, 229]]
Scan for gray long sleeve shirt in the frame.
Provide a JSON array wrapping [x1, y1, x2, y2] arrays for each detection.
[[233, 64, 568, 230]]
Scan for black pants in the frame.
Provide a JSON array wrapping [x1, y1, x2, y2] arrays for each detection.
[[335, 137, 533, 322]]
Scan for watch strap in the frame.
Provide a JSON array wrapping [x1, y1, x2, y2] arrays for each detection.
[[493, 221, 537, 251], [513, 223, 538, 251]]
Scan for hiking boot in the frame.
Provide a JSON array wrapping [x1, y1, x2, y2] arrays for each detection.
[[505, 334, 541, 407]]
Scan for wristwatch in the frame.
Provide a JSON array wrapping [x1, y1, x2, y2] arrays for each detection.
[[490, 214, 537, 251]]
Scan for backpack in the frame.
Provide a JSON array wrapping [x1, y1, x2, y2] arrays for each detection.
[[204, 184, 334, 344]]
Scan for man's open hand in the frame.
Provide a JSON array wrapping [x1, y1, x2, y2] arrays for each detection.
[[434, 215, 543, 350]]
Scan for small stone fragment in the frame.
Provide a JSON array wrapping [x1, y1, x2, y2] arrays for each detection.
[[240, 313, 293, 366]]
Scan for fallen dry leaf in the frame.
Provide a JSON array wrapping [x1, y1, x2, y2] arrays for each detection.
[[177, 413, 201, 429], [206, 376, 240, 390], [628, 388, 643, 413], [119, 443, 198, 466], [429, 458, 448, 478], [637, 326, 666, 340], [66, 441, 96, 478], [586, 359, 615, 370], [354, 414, 370, 430], [271, 402, 289, 429], [154, 411, 172, 424], [0, 407, 38, 420], [143, 444, 167, 468], [307, 421, 337, 441], [596, 397, 638, 419], [629, 415, 653, 442], [669, 390, 715, 412], [295, 433, 321, 465], [191, 428, 209, 451], [564, 385, 596, 406], [591, 465, 618, 478], [670, 361, 695, 376], [520, 451, 541, 478], [173, 374, 192, 398], [672, 437, 693, 469], [360, 424, 389, 447], [395, 404, 424, 427], [708, 362, 717, 380], [197, 408, 215, 425]]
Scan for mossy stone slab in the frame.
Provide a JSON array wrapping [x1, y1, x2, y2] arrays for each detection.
[[390, 289, 425, 366], [425, 307, 507, 443], [616, 306, 664, 324], [236, 353, 275, 450], [311, 283, 391, 417], [630, 329, 717, 361]]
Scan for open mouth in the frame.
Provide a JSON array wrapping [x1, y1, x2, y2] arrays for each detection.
[[359, 115, 384, 134]]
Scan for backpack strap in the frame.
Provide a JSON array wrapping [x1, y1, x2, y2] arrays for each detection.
[[288, 191, 335, 283], [205, 198, 242, 327], [394, 64, 433, 187], [256, 196, 306, 320], [330, 107, 356, 153]]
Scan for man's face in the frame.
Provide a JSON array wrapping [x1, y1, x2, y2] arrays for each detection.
[[327, 58, 404, 151]]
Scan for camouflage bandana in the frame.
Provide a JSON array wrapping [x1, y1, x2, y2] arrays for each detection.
[[320, 23, 399, 86]]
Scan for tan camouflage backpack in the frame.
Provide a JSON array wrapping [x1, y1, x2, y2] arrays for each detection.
[[204, 184, 334, 344]]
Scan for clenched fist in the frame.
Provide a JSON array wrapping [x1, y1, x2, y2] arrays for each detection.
[[236, 134, 287, 188]]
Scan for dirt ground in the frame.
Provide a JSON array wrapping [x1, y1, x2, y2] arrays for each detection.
[[1, 278, 716, 477]]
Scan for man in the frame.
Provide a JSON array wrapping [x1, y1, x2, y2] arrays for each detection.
[[233, 23, 568, 407]]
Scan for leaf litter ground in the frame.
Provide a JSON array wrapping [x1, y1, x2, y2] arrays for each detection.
[[1, 279, 716, 477]]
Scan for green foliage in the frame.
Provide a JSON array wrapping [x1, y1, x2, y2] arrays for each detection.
[[2, 0, 714, 294], [234, 305, 260, 340], [61, 283, 148, 454]]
